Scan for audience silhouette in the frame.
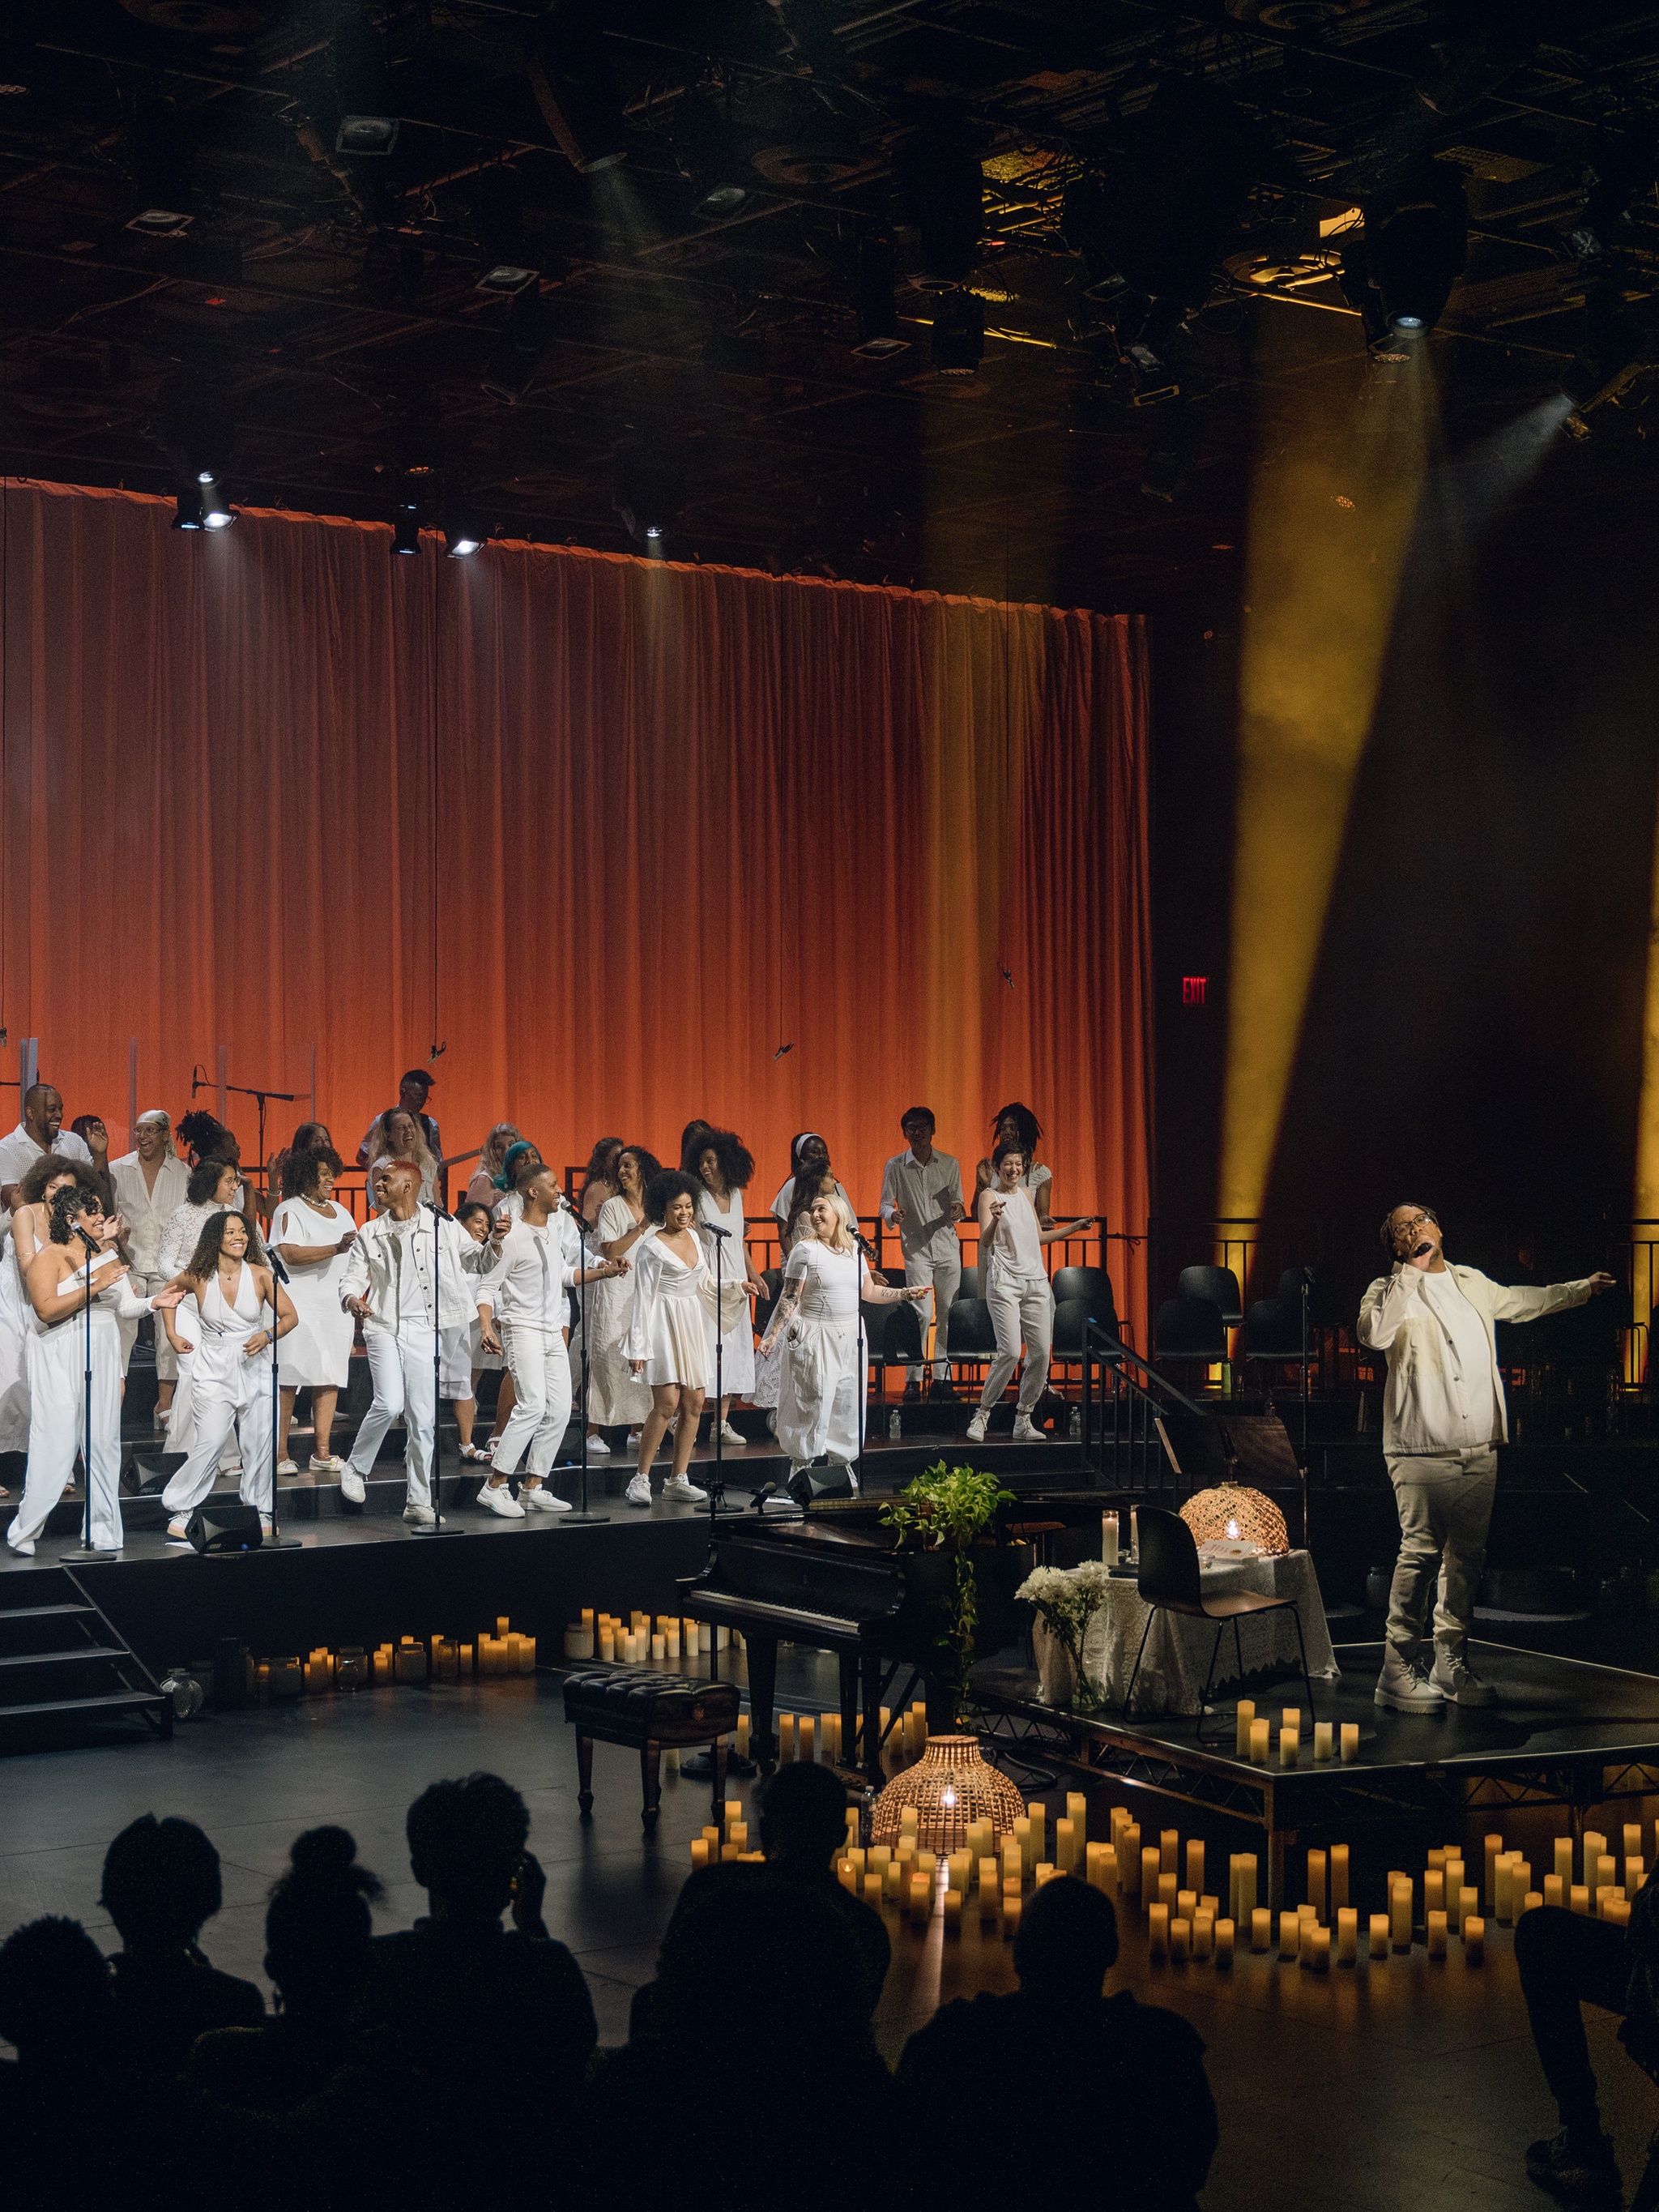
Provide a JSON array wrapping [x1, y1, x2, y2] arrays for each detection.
[[0, 1915, 132, 2206], [101, 1813, 264, 2083]]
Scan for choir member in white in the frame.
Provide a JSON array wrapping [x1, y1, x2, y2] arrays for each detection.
[[0, 1155, 93, 1463], [693, 1129, 766, 1445], [7, 1185, 185, 1556], [624, 1170, 748, 1508], [267, 1145, 358, 1475], [465, 1122, 521, 1209], [966, 1142, 1096, 1444], [974, 1102, 1056, 1224], [339, 1159, 475, 1525], [769, 1133, 848, 1235], [109, 1109, 190, 1412], [752, 1163, 840, 1427], [569, 1138, 624, 1442], [454, 1200, 501, 1463], [0, 1087, 94, 1227], [365, 1107, 440, 1205], [475, 1164, 626, 1517], [761, 1191, 928, 1503], [161, 1211, 296, 1539], [590, 1147, 659, 1450], [357, 1069, 442, 1173], [157, 1157, 248, 1458], [878, 1105, 966, 1400]]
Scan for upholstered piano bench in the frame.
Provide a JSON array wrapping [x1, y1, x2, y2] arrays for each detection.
[[562, 1668, 741, 1830]]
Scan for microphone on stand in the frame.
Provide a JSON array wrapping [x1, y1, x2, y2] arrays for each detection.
[[73, 1225, 101, 1257], [268, 1250, 292, 1285], [851, 1228, 876, 1261], [704, 1222, 731, 1239]]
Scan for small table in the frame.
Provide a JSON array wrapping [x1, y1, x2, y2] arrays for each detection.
[[1031, 1550, 1339, 1717]]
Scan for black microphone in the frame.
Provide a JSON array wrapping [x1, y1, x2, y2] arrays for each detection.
[[420, 1198, 454, 1222], [851, 1228, 876, 1260], [73, 1225, 100, 1256], [1413, 1241, 1433, 1260], [268, 1251, 291, 1285], [704, 1222, 731, 1240]]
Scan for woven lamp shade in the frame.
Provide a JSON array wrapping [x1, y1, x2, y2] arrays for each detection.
[[1179, 1483, 1289, 1555], [871, 1736, 1026, 1855]]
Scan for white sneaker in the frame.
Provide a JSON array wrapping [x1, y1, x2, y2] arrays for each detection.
[[259, 1515, 274, 1537], [308, 1454, 344, 1475], [520, 1484, 572, 1514], [718, 1420, 744, 1447], [1430, 1651, 1495, 1706], [403, 1503, 435, 1528], [626, 1428, 643, 1450], [1012, 1416, 1050, 1443], [6, 1531, 35, 1557], [663, 1475, 709, 1505], [587, 1433, 612, 1456], [340, 1468, 366, 1505], [1375, 1652, 1447, 1714], [165, 1516, 192, 1545], [276, 1458, 300, 1476], [966, 1410, 988, 1444], [477, 1480, 527, 1519], [625, 1473, 652, 1507]]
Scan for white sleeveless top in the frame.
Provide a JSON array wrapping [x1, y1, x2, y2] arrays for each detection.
[[983, 1186, 1045, 1283]]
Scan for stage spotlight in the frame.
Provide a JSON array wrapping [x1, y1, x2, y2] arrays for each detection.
[[894, 126, 983, 290], [477, 264, 539, 297], [1341, 186, 1467, 339], [198, 476, 236, 529], [930, 288, 984, 377], [853, 234, 909, 361], [612, 446, 684, 548], [528, 12, 627, 174], [675, 89, 751, 223], [331, 1, 398, 157], [444, 517, 487, 557], [173, 486, 204, 532], [335, 113, 399, 156], [481, 287, 552, 404], [127, 207, 193, 237]]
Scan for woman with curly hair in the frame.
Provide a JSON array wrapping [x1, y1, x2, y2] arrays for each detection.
[[0, 1154, 98, 1462], [162, 1209, 297, 1542], [269, 1145, 357, 1475], [157, 1157, 254, 1460], [622, 1169, 747, 1510], [691, 1129, 765, 1446], [365, 1107, 439, 1205]]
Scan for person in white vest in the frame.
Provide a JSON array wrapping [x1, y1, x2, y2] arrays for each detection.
[[110, 1108, 191, 1413], [338, 1159, 474, 1526], [1358, 1203, 1614, 1714], [476, 1164, 627, 1518], [6, 1185, 184, 1557], [878, 1106, 966, 1400]]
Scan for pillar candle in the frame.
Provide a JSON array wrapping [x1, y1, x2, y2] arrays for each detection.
[[1185, 1839, 1205, 1896], [1231, 1853, 1259, 1927], [1424, 1869, 1445, 1919], [1629, 1858, 1647, 1894], [978, 1855, 997, 1899], [1329, 1844, 1350, 1913], [799, 1715, 816, 1763], [1427, 1909, 1448, 1960], [948, 1851, 970, 1892], [778, 1714, 795, 1761], [1141, 1847, 1161, 1907], [1235, 1699, 1256, 1758], [1306, 1925, 1332, 1972], [885, 1860, 903, 1900], [840, 1842, 862, 1877], [1313, 1721, 1333, 1762], [1282, 1706, 1301, 1733], [1013, 1817, 1032, 1876], [1521, 1892, 1543, 1918], [1340, 1723, 1359, 1762], [942, 1890, 962, 1933], [837, 1859, 855, 1892], [1307, 1849, 1327, 1924], [736, 1714, 750, 1759], [691, 1839, 710, 1868], [1170, 1917, 1192, 1964], [1444, 1862, 1464, 1929], [1601, 1895, 1633, 1928], [908, 1873, 932, 1919], [1555, 1835, 1575, 1888], [1026, 1804, 1046, 1860], [1214, 1917, 1235, 1966], [1192, 1911, 1213, 1960], [1336, 1907, 1358, 1964], [1571, 1885, 1590, 1915], [1391, 1878, 1413, 1949], [651, 1633, 666, 1662], [1584, 1832, 1606, 1895], [728, 1822, 748, 1852], [1249, 1719, 1271, 1766], [1465, 1915, 1485, 1964], [868, 1844, 889, 1878], [598, 1633, 614, 1663], [900, 1807, 919, 1837], [1485, 1834, 1504, 1913], [1369, 1912, 1391, 1958], [1056, 1818, 1077, 1873], [1102, 1511, 1120, 1565], [1158, 1873, 1179, 1914], [1251, 1907, 1273, 1953], [1148, 1903, 1169, 1960], [1544, 1874, 1564, 1910], [979, 1873, 1000, 1922], [1001, 1897, 1021, 1940], [1177, 1888, 1197, 1922], [1159, 1827, 1178, 1875], [1119, 1823, 1143, 1894], [1279, 1727, 1299, 1769], [1085, 1843, 1109, 1890], [1514, 1863, 1533, 1920], [1278, 1911, 1299, 1959], [1626, 1823, 1644, 1864]]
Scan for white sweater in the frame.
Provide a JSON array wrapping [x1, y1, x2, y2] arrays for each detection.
[[1356, 1262, 1590, 1455]]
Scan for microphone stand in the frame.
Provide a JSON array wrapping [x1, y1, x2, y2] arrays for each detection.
[[412, 1199, 463, 1537], [851, 1228, 878, 1499], [223, 1077, 296, 1198], [262, 1251, 299, 1548], [700, 1219, 745, 1525], [59, 1232, 115, 1559], [565, 1207, 608, 1524]]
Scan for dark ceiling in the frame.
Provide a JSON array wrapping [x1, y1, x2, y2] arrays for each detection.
[[3, 0, 1659, 608]]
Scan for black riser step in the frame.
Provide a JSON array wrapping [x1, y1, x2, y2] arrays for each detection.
[[0, 1603, 98, 1621], [0, 1645, 130, 1670], [0, 1689, 166, 1723]]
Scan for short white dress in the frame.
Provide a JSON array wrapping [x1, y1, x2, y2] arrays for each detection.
[[624, 1232, 747, 1393], [0, 1222, 33, 1453], [697, 1186, 755, 1398], [774, 1241, 870, 1467], [586, 1196, 652, 1425], [269, 1198, 356, 1388]]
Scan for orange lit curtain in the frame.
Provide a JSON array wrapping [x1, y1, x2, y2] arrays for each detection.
[[0, 480, 1151, 1321]]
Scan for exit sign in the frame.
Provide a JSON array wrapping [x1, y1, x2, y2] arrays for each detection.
[[1182, 976, 1208, 1006]]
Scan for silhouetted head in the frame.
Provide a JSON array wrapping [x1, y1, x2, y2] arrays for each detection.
[[265, 1826, 382, 2018], [1013, 1873, 1119, 1999], [757, 1761, 849, 1873], [0, 1918, 112, 2063], [655, 1868, 863, 2044], [406, 1774, 529, 1921], [101, 1815, 224, 1950]]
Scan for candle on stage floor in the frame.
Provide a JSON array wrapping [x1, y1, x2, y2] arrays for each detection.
[[1484, 1834, 1505, 1913], [1177, 1888, 1196, 1923], [1329, 1845, 1350, 1913], [1086, 1843, 1110, 1890], [1251, 1907, 1273, 1953], [691, 1839, 710, 1869], [1544, 1874, 1564, 1910], [1001, 1895, 1021, 1940], [1392, 1878, 1414, 1949], [1335, 1907, 1358, 1965], [1628, 1858, 1646, 1894], [1369, 1913, 1391, 1960], [1313, 1721, 1333, 1762], [1231, 1854, 1259, 1927], [1444, 1862, 1464, 1929], [1185, 1839, 1205, 1896], [1102, 1511, 1120, 1565], [1307, 1849, 1327, 1923], [1340, 1723, 1359, 1762], [1013, 1817, 1033, 1877], [1571, 1885, 1590, 1915], [1235, 1700, 1256, 1758], [650, 1633, 665, 1662], [1278, 1911, 1299, 1960], [1149, 1903, 1169, 1961], [1464, 1915, 1486, 1964], [1279, 1726, 1299, 1769], [1304, 1924, 1331, 1972], [1626, 1823, 1644, 1864], [778, 1713, 795, 1761], [908, 1873, 932, 1919], [1158, 1873, 1179, 1914], [1120, 1822, 1142, 1894], [1141, 1847, 1161, 1907], [1584, 1832, 1606, 1895], [979, 1856, 998, 1904], [1214, 1917, 1235, 1967], [736, 1714, 750, 1759], [1424, 1868, 1444, 1919], [1170, 1916, 1192, 1963], [942, 1890, 962, 1933], [1067, 1791, 1088, 1846], [799, 1715, 816, 1763], [1427, 1910, 1448, 1960], [1522, 1892, 1543, 1919], [1249, 1719, 1271, 1766], [1512, 1862, 1533, 1920], [1192, 1912, 1213, 1960], [861, 1871, 883, 1910], [1159, 1827, 1178, 1875], [1555, 1836, 1575, 1889], [1601, 1895, 1633, 1928], [1056, 1818, 1077, 1873]]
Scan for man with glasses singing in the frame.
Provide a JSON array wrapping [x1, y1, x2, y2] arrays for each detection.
[[1358, 1205, 1614, 1713]]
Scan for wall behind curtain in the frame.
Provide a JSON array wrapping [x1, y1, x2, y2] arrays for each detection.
[[1, 480, 1151, 1316]]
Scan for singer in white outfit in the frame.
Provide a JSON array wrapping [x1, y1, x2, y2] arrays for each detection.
[[879, 1107, 966, 1399], [693, 1129, 765, 1445], [967, 1144, 1095, 1445], [156, 1157, 245, 1459], [591, 1147, 659, 1438], [268, 1145, 357, 1474], [624, 1171, 748, 1509], [161, 1213, 296, 1538], [476, 1165, 626, 1518], [339, 1159, 476, 1526], [761, 1193, 928, 1505], [6, 1186, 184, 1557], [109, 1109, 190, 1398], [0, 1084, 94, 1211], [0, 1155, 91, 1458]]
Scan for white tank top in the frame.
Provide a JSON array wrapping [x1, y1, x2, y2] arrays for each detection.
[[985, 1187, 1044, 1280]]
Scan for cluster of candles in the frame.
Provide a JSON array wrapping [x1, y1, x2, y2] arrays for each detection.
[[689, 1801, 767, 1870], [563, 1609, 740, 1666], [820, 1791, 1098, 1939], [254, 1615, 536, 1697], [1234, 1699, 1359, 1767]]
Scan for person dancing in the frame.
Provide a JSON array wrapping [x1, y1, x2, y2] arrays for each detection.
[[156, 1156, 245, 1459], [476, 1164, 627, 1518], [0, 1156, 96, 1465], [879, 1105, 966, 1402], [110, 1108, 190, 1411], [455, 1201, 500, 1464], [966, 1142, 1096, 1445], [590, 1146, 660, 1454], [623, 1170, 747, 1509], [693, 1129, 766, 1447], [770, 1133, 848, 1232], [761, 1191, 928, 1505], [753, 1163, 842, 1432], [161, 1213, 296, 1541], [7, 1186, 184, 1557], [268, 1146, 357, 1476], [339, 1159, 475, 1526]]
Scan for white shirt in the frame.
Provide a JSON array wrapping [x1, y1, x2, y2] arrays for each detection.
[[480, 1218, 570, 1334], [110, 1152, 191, 1278], [878, 1147, 963, 1262], [983, 1184, 1045, 1282], [0, 1121, 94, 1194], [1417, 1270, 1503, 1450]]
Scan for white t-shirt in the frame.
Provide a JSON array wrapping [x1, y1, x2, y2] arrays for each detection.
[[481, 1218, 571, 1334], [1418, 1270, 1501, 1448]]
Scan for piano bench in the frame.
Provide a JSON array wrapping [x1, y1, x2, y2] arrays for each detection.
[[562, 1668, 741, 1830]]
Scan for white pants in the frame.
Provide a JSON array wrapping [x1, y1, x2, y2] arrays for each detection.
[[903, 1247, 961, 1382], [979, 1270, 1054, 1416], [492, 1325, 574, 1479], [12, 1313, 125, 1549], [349, 1321, 437, 1508], [1384, 1447, 1499, 1665], [161, 1362, 275, 1518]]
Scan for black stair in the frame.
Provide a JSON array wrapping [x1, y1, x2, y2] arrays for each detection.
[[0, 1569, 171, 1744]]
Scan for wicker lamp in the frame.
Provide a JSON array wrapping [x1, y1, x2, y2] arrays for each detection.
[[871, 1735, 1026, 1854], [1179, 1483, 1289, 1556]]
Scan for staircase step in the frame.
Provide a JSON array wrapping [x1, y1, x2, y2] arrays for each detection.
[[0, 1644, 130, 1671], [0, 1603, 99, 1621], [0, 1689, 167, 1723]]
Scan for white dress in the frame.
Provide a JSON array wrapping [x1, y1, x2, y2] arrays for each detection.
[[0, 1223, 33, 1453], [586, 1196, 652, 1425], [269, 1198, 356, 1388], [697, 1186, 755, 1398], [774, 1241, 869, 1467], [624, 1232, 746, 1393]]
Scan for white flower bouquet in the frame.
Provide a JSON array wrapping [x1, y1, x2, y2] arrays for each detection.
[[1017, 1561, 1114, 1713]]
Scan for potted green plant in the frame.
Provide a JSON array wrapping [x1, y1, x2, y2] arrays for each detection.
[[880, 1461, 1016, 1721]]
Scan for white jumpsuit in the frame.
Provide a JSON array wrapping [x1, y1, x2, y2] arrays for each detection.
[[697, 1186, 755, 1399], [978, 1187, 1054, 1417], [585, 1197, 653, 1426], [160, 1262, 275, 1519], [774, 1241, 870, 1470], [484, 1219, 575, 1480], [10, 1256, 159, 1552], [156, 1198, 236, 1460]]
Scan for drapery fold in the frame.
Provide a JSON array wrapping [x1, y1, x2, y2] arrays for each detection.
[[1, 479, 1151, 1325]]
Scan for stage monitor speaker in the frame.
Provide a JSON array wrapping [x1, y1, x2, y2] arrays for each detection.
[[188, 1503, 263, 1555]]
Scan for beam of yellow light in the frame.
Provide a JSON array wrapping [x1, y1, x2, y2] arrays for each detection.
[[1218, 344, 1436, 1228]]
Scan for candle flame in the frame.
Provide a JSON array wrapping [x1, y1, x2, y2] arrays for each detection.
[[941, 1787, 956, 1808], [1226, 1518, 1239, 1539]]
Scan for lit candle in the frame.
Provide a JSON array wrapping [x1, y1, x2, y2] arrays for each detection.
[[1303, 1924, 1331, 1973], [885, 1861, 903, 1901], [1307, 1849, 1327, 1924], [1427, 1909, 1448, 1961], [1158, 1873, 1179, 1914], [1214, 1917, 1235, 1967], [1158, 1827, 1177, 1875], [1067, 1791, 1088, 1847], [1148, 1903, 1169, 1960], [1170, 1916, 1192, 1964], [1424, 1869, 1444, 1919], [1340, 1723, 1359, 1763], [1544, 1874, 1564, 1910], [1120, 1823, 1143, 1894], [908, 1873, 932, 1919], [1521, 1892, 1542, 1918], [1571, 1885, 1590, 1915], [1251, 1907, 1273, 1953], [942, 1890, 962, 1933], [1231, 1853, 1259, 1927], [1056, 1818, 1077, 1873], [1513, 1862, 1533, 1919], [1278, 1911, 1299, 1960], [778, 1713, 795, 1761], [1336, 1907, 1358, 1965], [1601, 1895, 1632, 1928], [1629, 1857, 1646, 1894], [800, 1715, 816, 1763], [1177, 1888, 1196, 1922], [581, 1608, 594, 1630], [1464, 1915, 1485, 1964], [1279, 1727, 1299, 1769], [497, 1615, 510, 1636], [599, 1633, 615, 1663], [1626, 1823, 1644, 1864], [979, 1872, 1000, 1921], [1185, 1839, 1205, 1896], [1013, 1817, 1032, 1878], [1192, 1911, 1213, 1960], [1085, 1843, 1109, 1890], [1140, 1847, 1161, 1907], [666, 1628, 680, 1660], [1313, 1722, 1333, 1762], [1391, 1877, 1413, 1949], [1485, 1834, 1504, 1913], [1102, 1512, 1120, 1565], [736, 1715, 750, 1759], [1584, 1832, 1606, 1896], [1281, 1705, 1301, 1734], [1444, 1861, 1464, 1929], [1002, 1896, 1021, 1941], [1369, 1912, 1391, 1960], [691, 1839, 710, 1869], [948, 1852, 970, 1892], [728, 1821, 748, 1851], [1555, 1836, 1575, 1889], [650, 1633, 665, 1662], [1235, 1700, 1256, 1759], [1249, 1720, 1270, 1766], [869, 1844, 891, 1878], [1330, 1845, 1350, 1913]]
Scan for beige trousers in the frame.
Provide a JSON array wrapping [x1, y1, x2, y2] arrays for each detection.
[[1384, 1446, 1498, 1664]]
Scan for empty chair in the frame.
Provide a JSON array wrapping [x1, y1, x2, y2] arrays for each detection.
[[1243, 1298, 1307, 1362], [863, 1300, 925, 1371], [1177, 1265, 1243, 1327], [1154, 1295, 1228, 1364], [1126, 1505, 1315, 1734], [954, 1265, 984, 1305], [945, 1296, 998, 1394], [1051, 1266, 1115, 1324]]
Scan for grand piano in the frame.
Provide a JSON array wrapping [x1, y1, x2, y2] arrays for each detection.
[[680, 1484, 1111, 1783]]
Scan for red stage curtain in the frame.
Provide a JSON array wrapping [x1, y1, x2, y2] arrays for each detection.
[[1, 480, 1151, 1321]]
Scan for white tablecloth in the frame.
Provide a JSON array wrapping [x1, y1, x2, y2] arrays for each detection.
[[1030, 1550, 1339, 1718]]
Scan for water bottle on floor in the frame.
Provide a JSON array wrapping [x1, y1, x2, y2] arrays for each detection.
[[889, 1407, 902, 1441]]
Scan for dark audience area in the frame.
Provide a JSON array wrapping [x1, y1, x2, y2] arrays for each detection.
[[0, 1766, 1218, 2212]]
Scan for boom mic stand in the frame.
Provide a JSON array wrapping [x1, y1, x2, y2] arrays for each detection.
[[261, 1251, 300, 1548], [565, 1207, 608, 1524], [700, 1221, 745, 1523], [60, 1232, 117, 1560], [222, 1076, 296, 1196], [412, 1199, 463, 1537]]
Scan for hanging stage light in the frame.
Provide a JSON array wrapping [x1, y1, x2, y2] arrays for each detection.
[[527, 11, 627, 174], [852, 234, 908, 361], [894, 126, 983, 290], [335, 114, 399, 156], [444, 518, 487, 557], [173, 485, 204, 532], [675, 89, 750, 224], [390, 489, 420, 556], [1341, 184, 1467, 340], [930, 288, 984, 377], [198, 476, 236, 529]]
